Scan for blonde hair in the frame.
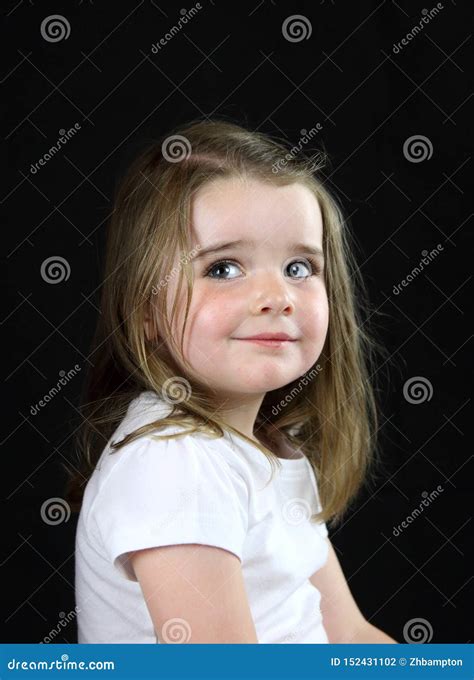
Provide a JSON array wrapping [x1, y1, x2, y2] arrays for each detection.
[[64, 117, 388, 527]]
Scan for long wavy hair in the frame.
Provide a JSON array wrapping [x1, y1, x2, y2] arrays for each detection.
[[64, 117, 387, 527]]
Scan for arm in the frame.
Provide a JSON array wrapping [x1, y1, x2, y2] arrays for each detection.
[[310, 539, 398, 644], [131, 543, 259, 643]]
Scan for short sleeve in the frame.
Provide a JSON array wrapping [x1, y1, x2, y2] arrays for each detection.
[[306, 461, 329, 538], [316, 518, 329, 538], [92, 434, 249, 581]]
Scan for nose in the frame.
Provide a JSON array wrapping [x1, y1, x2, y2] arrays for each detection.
[[249, 274, 295, 316]]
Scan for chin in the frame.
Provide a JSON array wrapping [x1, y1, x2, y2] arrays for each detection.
[[242, 378, 293, 393]]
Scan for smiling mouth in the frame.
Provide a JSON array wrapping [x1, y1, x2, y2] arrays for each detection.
[[233, 338, 296, 348]]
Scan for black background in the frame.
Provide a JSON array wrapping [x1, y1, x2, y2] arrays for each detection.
[[2, 0, 472, 644]]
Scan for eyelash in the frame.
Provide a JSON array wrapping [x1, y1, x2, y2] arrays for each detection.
[[203, 257, 322, 281]]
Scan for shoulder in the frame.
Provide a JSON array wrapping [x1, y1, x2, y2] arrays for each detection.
[[86, 423, 253, 527], [83, 391, 259, 520], [84, 428, 252, 580], [99, 390, 255, 483], [97, 427, 249, 493]]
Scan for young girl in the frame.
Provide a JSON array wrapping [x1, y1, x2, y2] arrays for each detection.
[[68, 119, 397, 644]]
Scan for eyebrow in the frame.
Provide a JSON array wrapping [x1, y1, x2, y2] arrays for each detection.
[[192, 239, 324, 261]]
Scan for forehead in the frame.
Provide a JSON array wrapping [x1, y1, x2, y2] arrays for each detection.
[[190, 177, 323, 249]]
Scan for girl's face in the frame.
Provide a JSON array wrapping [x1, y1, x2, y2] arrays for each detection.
[[152, 176, 329, 401]]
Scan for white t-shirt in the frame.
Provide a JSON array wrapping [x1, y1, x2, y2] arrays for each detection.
[[75, 390, 330, 644]]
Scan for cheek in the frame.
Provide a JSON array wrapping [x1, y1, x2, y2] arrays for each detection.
[[179, 297, 235, 371], [300, 291, 329, 337], [182, 292, 237, 345]]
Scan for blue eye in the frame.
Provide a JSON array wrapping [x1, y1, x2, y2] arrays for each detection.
[[286, 260, 314, 278], [203, 258, 321, 281], [204, 260, 241, 280]]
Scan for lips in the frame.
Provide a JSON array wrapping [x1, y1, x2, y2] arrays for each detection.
[[234, 333, 296, 341]]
